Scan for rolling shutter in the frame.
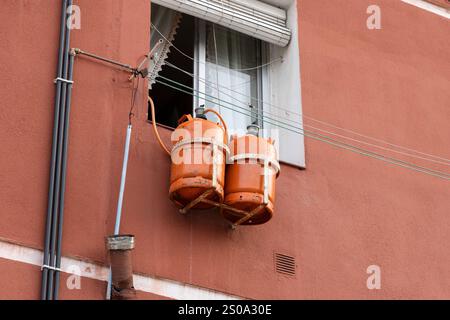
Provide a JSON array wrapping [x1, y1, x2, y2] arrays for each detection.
[[151, 0, 291, 47]]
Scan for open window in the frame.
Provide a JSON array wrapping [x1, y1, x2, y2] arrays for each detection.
[[149, 0, 306, 168], [148, 4, 194, 128]]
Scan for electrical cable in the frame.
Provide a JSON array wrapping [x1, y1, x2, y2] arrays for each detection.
[[148, 27, 450, 167], [163, 61, 300, 125], [155, 73, 449, 172], [156, 74, 293, 129], [158, 61, 450, 165], [152, 76, 450, 180], [150, 24, 450, 169], [154, 76, 450, 180], [128, 76, 140, 125], [166, 61, 257, 89], [151, 76, 294, 131], [303, 115, 450, 164], [303, 123, 450, 167], [151, 22, 283, 71], [68, 44, 450, 177], [163, 61, 299, 117]]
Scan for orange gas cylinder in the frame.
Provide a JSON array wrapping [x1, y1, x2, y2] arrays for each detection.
[[223, 125, 280, 225], [169, 107, 229, 211]]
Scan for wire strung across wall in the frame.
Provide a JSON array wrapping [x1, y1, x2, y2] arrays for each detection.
[[163, 60, 301, 118], [163, 61, 450, 165], [302, 115, 450, 164], [164, 61, 299, 125], [128, 76, 140, 125], [303, 124, 450, 167], [151, 75, 450, 181], [157, 61, 450, 167], [151, 22, 284, 72], [162, 61, 450, 168], [155, 74, 304, 131], [154, 73, 450, 167], [151, 24, 450, 167]]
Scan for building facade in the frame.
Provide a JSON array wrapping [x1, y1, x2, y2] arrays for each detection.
[[0, 0, 449, 299]]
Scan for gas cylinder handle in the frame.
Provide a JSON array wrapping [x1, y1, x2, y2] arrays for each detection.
[[177, 114, 193, 125], [204, 108, 228, 141]]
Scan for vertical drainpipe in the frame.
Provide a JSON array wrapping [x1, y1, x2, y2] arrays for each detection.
[[106, 235, 136, 300], [106, 123, 133, 299], [41, 0, 71, 300], [53, 48, 75, 300], [47, 0, 73, 299]]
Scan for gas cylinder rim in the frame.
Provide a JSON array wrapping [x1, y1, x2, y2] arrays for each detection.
[[177, 118, 227, 133], [229, 153, 281, 176], [171, 137, 231, 157]]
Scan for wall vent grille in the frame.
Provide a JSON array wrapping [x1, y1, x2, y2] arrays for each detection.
[[274, 253, 296, 277]]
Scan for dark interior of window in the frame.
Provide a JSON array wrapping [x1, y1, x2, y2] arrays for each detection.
[[148, 13, 194, 129]]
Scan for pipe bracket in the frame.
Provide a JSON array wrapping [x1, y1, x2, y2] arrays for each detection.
[[54, 77, 74, 84], [41, 265, 62, 272]]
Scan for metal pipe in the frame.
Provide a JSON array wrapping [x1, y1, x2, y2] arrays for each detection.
[[106, 235, 136, 300], [73, 48, 137, 73], [114, 124, 132, 235], [47, 0, 73, 299], [41, 0, 68, 300], [106, 124, 133, 299], [53, 50, 75, 300]]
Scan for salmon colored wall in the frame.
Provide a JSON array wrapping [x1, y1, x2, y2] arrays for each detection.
[[0, 0, 449, 299]]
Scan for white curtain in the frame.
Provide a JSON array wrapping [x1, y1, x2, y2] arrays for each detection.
[[204, 23, 261, 135], [149, 4, 182, 88]]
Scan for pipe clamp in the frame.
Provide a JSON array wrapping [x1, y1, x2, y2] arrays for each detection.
[[41, 265, 62, 272], [106, 235, 135, 251], [54, 77, 74, 84]]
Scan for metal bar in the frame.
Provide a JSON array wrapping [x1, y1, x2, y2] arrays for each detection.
[[73, 48, 136, 73], [41, 0, 68, 300], [114, 124, 133, 235], [232, 203, 266, 227], [232, 160, 269, 227], [180, 188, 214, 214], [200, 199, 250, 216]]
